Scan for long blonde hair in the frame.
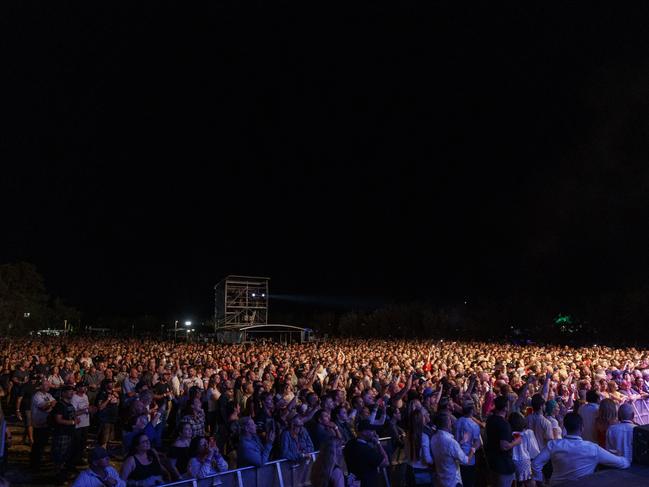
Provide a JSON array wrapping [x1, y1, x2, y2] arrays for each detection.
[[311, 439, 341, 487]]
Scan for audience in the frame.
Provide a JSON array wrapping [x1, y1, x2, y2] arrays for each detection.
[[1, 336, 649, 485]]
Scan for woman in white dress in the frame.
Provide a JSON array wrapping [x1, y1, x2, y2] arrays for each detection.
[[509, 412, 540, 486]]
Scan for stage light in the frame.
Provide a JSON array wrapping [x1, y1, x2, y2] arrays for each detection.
[[184, 321, 192, 326], [262, 293, 266, 297], [252, 293, 256, 297]]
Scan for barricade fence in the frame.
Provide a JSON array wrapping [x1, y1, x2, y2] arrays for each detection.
[[160, 399, 649, 487], [632, 398, 649, 425], [161, 438, 393, 487]]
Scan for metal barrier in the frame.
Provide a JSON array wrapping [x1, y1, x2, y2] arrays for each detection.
[[163, 407, 649, 487], [162, 480, 198, 487], [163, 438, 394, 487], [632, 398, 649, 425]]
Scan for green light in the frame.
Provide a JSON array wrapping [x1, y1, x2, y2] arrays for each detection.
[[554, 314, 573, 325]]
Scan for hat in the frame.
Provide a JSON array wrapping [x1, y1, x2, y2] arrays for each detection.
[[423, 387, 434, 398], [357, 419, 380, 432], [89, 446, 109, 463]]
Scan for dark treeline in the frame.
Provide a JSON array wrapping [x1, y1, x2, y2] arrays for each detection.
[[2, 262, 648, 346]]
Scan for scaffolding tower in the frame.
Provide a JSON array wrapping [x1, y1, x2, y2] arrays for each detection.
[[214, 275, 269, 330]]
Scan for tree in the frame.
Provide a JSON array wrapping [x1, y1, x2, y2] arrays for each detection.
[[0, 262, 50, 332], [48, 297, 81, 330]]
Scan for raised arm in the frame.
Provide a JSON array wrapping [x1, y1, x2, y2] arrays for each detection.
[[542, 372, 551, 402]]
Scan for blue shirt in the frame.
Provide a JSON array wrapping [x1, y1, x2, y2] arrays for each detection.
[[454, 416, 481, 466], [237, 434, 272, 468], [280, 428, 315, 461]]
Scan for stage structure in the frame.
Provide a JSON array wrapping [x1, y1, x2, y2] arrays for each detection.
[[214, 275, 315, 344], [214, 275, 270, 328]]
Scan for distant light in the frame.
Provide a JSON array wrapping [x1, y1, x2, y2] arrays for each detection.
[[24, 312, 30, 318], [252, 293, 256, 297], [463, 301, 467, 305], [261, 293, 266, 297], [184, 321, 192, 326]]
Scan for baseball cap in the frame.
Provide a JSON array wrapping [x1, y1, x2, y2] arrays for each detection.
[[89, 446, 109, 463]]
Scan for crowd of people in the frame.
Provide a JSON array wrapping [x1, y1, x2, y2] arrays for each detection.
[[0, 336, 648, 486]]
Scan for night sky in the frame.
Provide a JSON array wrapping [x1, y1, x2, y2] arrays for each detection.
[[3, 3, 649, 322]]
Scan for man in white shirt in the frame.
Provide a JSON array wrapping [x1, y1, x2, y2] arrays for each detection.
[[578, 390, 600, 443], [182, 367, 204, 392], [30, 380, 56, 467], [71, 446, 125, 487], [170, 367, 181, 397], [71, 382, 91, 465], [606, 403, 635, 464], [526, 394, 554, 451], [430, 412, 477, 487], [532, 412, 629, 486]]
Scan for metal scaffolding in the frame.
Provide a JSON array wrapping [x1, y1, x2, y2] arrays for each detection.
[[214, 275, 269, 330]]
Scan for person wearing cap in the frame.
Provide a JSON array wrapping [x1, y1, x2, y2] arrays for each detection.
[[71, 446, 125, 487], [30, 379, 56, 467], [343, 419, 389, 487]]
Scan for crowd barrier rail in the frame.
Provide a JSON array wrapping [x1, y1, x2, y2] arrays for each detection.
[[631, 398, 649, 425], [153, 398, 649, 487], [160, 438, 393, 487]]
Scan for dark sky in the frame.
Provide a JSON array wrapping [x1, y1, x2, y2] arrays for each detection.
[[3, 3, 649, 321]]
